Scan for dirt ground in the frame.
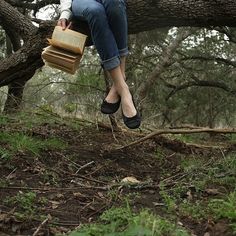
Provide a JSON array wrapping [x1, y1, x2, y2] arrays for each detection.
[[0, 118, 235, 235]]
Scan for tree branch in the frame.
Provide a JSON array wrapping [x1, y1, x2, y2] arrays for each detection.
[[165, 79, 236, 100], [0, 0, 36, 41], [182, 55, 236, 67], [137, 28, 194, 103], [115, 128, 236, 151]]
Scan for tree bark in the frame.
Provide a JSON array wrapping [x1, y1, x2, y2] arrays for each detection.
[[127, 0, 236, 33], [0, 0, 36, 41], [3, 80, 27, 113], [1, 0, 236, 89], [5, 0, 236, 31]]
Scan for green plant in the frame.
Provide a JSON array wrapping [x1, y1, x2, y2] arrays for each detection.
[[4, 192, 37, 215], [0, 131, 67, 156], [159, 182, 177, 212], [0, 115, 10, 125], [228, 134, 236, 142], [179, 200, 207, 221], [209, 191, 236, 221], [155, 149, 165, 163], [44, 137, 67, 150], [69, 206, 190, 236], [4, 191, 47, 220], [64, 103, 77, 113], [0, 147, 12, 161]]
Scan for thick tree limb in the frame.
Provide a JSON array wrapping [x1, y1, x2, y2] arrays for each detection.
[[0, 0, 36, 41], [6, 0, 58, 10], [4, 0, 236, 33], [0, 22, 54, 87], [1, 0, 236, 88]]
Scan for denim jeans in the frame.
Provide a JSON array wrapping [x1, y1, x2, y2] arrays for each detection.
[[72, 0, 129, 70]]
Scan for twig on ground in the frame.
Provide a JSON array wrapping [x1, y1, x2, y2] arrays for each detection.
[[75, 161, 95, 174], [6, 168, 17, 180], [0, 182, 160, 192], [84, 165, 103, 177], [32, 216, 50, 236], [62, 154, 82, 170], [0, 186, 108, 191], [88, 205, 109, 218]]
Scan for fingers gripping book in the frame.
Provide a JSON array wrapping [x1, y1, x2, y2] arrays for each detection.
[[42, 26, 87, 74]]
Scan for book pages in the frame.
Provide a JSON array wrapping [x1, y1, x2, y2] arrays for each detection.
[[51, 26, 87, 54], [42, 26, 87, 74], [44, 46, 78, 60], [44, 61, 76, 74]]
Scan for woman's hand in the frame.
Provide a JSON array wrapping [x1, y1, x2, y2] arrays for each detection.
[[57, 18, 72, 30]]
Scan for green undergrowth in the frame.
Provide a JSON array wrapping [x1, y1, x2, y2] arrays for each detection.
[[228, 133, 236, 142], [68, 205, 189, 236], [0, 111, 84, 130], [178, 190, 236, 234], [0, 131, 67, 158], [0, 115, 11, 125], [157, 152, 236, 234], [172, 133, 206, 143], [3, 191, 47, 221]]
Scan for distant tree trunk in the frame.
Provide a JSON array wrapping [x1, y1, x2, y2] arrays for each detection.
[[4, 80, 26, 113], [4, 31, 25, 113]]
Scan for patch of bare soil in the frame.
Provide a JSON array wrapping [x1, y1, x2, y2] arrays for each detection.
[[0, 121, 234, 235]]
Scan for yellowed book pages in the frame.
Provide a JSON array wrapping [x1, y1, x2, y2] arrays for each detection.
[[43, 46, 78, 60], [42, 48, 81, 64], [49, 26, 87, 54], [44, 61, 76, 74], [42, 53, 76, 71]]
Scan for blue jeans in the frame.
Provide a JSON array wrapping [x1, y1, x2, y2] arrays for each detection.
[[72, 0, 129, 70]]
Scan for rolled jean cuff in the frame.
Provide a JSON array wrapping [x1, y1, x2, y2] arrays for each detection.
[[102, 56, 120, 70], [119, 47, 129, 57]]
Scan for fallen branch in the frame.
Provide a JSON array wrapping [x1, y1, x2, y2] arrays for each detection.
[[114, 128, 236, 151]]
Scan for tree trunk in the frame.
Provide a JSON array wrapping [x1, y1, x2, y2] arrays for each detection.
[[4, 80, 27, 113], [3, 21, 30, 113]]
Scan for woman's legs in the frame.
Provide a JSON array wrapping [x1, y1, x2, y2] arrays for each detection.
[[101, 0, 129, 104], [108, 66, 137, 118], [72, 0, 120, 70], [72, 0, 139, 121], [104, 56, 126, 103]]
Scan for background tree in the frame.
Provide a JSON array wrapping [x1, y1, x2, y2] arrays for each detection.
[[0, 0, 236, 129]]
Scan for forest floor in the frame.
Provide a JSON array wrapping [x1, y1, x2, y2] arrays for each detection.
[[0, 112, 236, 236]]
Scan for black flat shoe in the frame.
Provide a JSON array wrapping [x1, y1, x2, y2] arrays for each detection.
[[122, 112, 141, 129], [101, 98, 121, 114], [122, 95, 141, 129]]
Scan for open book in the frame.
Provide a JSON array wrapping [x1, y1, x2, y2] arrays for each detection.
[[42, 26, 87, 74]]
